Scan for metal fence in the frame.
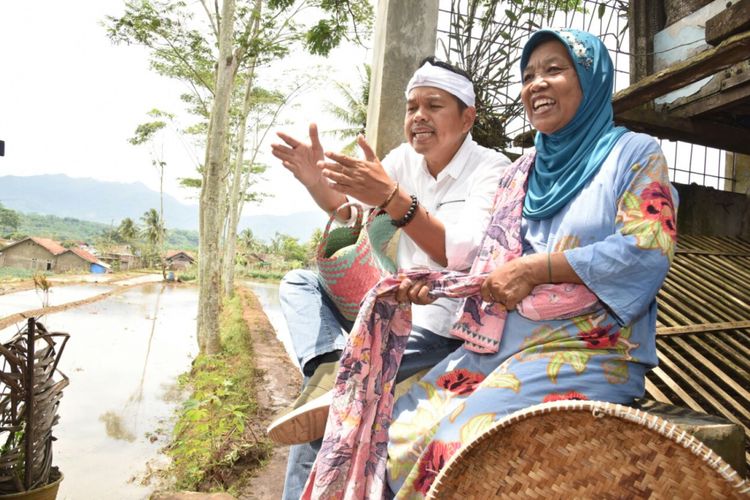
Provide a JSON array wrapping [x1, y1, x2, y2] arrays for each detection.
[[436, 0, 737, 191]]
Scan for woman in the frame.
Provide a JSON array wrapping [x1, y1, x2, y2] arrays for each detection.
[[303, 28, 677, 499]]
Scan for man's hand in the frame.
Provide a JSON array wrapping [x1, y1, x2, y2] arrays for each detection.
[[318, 135, 394, 207], [271, 123, 325, 188], [396, 277, 435, 305]]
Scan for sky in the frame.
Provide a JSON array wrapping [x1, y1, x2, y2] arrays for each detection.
[[0, 1, 371, 216]]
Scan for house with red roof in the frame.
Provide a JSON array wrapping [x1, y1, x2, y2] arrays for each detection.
[[0, 237, 109, 273]]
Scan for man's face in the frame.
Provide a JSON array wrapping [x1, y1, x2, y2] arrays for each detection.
[[403, 86, 474, 171]]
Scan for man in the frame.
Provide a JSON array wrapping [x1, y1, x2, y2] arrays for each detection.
[[269, 56, 510, 499]]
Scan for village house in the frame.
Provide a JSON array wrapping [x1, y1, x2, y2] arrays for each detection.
[[0, 237, 109, 273], [98, 245, 139, 271], [165, 250, 195, 271]]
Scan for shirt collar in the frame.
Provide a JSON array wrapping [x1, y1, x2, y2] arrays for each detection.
[[435, 133, 474, 182]]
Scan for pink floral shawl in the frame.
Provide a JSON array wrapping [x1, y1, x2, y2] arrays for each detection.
[[302, 152, 598, 499]]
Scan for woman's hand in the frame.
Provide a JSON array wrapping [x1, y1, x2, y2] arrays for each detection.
[[271, 123, 325, 188], [318, 135, 395, 207], [396, 278, 435, 305], [480, 255, 542, 310]]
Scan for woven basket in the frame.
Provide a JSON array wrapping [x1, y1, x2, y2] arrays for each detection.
[[427, 400, 749, 499], [317, 202, 397, 321]]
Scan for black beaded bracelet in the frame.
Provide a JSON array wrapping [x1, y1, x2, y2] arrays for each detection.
[[391, 194, 418, 228]]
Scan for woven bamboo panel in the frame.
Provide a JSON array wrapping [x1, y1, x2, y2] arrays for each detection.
[[650, 236, 750, 475]]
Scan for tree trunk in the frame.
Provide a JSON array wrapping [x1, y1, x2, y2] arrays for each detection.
[[197, 0, 239, 355], [159, 163, 167, 280], [222, 0, 263, 298]]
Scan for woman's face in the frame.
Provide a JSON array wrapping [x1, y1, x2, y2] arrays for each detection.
[[521, 39, 583, 135]]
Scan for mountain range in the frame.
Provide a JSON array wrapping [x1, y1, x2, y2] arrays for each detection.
[[0, 174, 327, 242]]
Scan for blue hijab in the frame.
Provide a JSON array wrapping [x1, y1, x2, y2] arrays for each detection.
[[520, 29, 628, 220]]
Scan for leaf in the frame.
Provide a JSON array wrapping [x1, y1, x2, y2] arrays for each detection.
[[602, 359, 629, 384], [460, 413, 496, 444], [483, 372, 521, 392]]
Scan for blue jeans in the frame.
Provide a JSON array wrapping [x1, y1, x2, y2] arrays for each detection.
[[279, 269, 461, 499]]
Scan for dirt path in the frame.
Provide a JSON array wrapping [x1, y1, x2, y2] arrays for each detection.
[[237, 287, 301, 500]]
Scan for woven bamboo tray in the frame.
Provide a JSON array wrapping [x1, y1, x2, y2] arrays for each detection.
[[427, 400, 749, 499]]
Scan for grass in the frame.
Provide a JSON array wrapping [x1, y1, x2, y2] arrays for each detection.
[[0, 267, 51, 281], [237, 268, 286, 281], [166, 290, 272, 493]]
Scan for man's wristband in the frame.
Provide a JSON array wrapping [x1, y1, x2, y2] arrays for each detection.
[[379, 182, 399, 209], [391, 194, 418, 228]]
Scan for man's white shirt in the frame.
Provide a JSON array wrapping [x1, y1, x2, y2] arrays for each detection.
[[380, 134, 509, 337]]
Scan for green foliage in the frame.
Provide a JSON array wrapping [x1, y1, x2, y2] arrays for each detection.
[[6, 210, 197, 250], [0, 267, 51, 281], [269, 232, 306, 264], [324, 64, 370, 154], [305, 0, 374, 55], [441, 0, 590, 152], [167, 292, 271, 490], [0, 203, 20, 235]]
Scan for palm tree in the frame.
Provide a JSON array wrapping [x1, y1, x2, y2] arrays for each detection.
[[324, 64, 370, 155], [140, 208, 166, 276], [118, 217, 138, 242]]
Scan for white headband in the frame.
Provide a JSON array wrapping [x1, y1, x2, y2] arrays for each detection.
[[405, 61, 475, 107]]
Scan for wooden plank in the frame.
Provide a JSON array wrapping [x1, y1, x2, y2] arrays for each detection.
[[648, 365, 703, 412], [657, 320, 750, 336], [644, 376, 674, 405], [615, 105, 750, 156], [672, 336, 750, 402], [669, 78, 750, 118], [612, 30, 750, 114], [689, 336, 750, 381], [657, 342, 750, 422], [676, 248, 750, 257], [705, 0, 750, 46]]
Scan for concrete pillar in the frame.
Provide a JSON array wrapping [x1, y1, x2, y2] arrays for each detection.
[[725, 152, 750, 196], [366, 0, 439, 158]]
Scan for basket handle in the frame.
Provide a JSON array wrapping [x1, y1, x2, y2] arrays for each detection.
[[318, 201, 365, 258]]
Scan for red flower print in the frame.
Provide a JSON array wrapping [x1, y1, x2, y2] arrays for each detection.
[[436, 369, 486, 395], [578, 324, 619, 349], [640, 182, 677, 241], [413, 440, 461, 494], [543, 391, 588, 403]]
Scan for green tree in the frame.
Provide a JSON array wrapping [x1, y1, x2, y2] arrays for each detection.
[[305, 226, 323, 266], [324, 63, 370, 154], [129, 109, 174, 279], [140, 208, 166, 271], [441, 0, 585, 151], [117, 217, 139, 242], [106, 0, 374, 354], [0, 203, 20, 236], [270, 232, 306, 263]]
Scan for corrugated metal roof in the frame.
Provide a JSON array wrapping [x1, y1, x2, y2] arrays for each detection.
[[648, 235, 750, 472]]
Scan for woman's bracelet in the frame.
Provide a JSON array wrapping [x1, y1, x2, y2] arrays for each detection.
[[379, 182, 399, 209], [547, 252, 553, 282], [392, 194, 418, 228]]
